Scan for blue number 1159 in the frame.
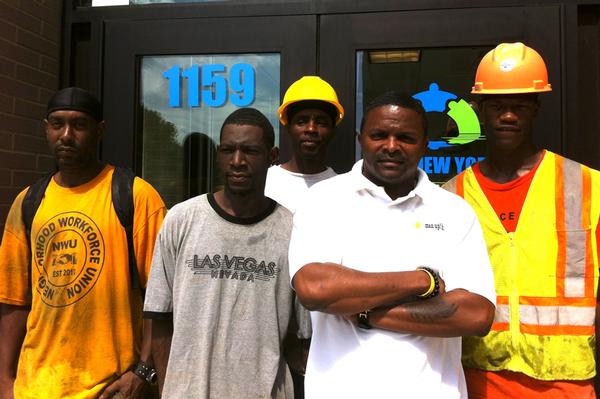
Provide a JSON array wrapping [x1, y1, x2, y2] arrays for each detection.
[[163, 63, 255, 108]]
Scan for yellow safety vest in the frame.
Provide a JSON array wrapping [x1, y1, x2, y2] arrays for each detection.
[[444, 151, 600, 380]]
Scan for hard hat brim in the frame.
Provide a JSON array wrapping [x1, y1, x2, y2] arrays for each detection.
[[471, 86, 552, 95], [278, 99, 345, 126]]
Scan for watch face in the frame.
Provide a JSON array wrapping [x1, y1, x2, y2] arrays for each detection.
[[147, 370, 158, 384], [357, 312, 371, 330]]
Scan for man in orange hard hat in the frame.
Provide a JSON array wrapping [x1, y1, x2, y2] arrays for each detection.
[[444, 42, 600, 399]]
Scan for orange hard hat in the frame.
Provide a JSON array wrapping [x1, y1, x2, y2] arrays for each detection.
[[472, 42, 552, 94]]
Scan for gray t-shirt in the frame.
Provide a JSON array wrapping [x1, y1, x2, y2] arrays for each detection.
[[144, 194, 304, 399]]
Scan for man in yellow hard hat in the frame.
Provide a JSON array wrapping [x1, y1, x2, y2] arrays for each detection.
[[265, 76, 344, 214], [265, 76, 344, 398], [444, 42, 600, 399]]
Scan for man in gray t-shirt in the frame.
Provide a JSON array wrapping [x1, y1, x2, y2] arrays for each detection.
[[144, 108, 308, 398]]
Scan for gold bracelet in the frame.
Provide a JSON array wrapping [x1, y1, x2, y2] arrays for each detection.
[[417, 268, 435, 298]]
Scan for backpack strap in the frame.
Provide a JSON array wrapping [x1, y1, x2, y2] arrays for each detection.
[[111, 166, 142, 292], [21, 172, 54, 300]]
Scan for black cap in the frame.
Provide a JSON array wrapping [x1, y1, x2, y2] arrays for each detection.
[[286, 100, 337, 127], [46, 87, 103, 122]]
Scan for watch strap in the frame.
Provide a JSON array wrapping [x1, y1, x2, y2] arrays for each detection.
[[132, 361, 157, 384], [357, 310, 372, 330]]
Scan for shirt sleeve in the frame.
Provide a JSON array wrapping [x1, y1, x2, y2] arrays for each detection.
[[442, 208, 497, 305], [143, 210, 177, 318], [0, 189, 32, 306], [132, 177, 167, 289], [288, 189, 341, 285]]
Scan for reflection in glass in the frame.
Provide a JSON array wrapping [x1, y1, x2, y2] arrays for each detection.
[[139, 54, 280, 207], [356, 46, 492, 184], [131, 0, 227, 3], [90, 0, 228, 5]]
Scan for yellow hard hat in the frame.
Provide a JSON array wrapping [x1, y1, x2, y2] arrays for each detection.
[[278, 76, 345, 126], [472, 42, 552, 94]]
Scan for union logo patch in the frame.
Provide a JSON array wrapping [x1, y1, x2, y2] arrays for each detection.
[[33, 211, 105, 307]]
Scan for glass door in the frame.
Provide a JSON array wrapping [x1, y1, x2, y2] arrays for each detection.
[[103, 16, 316, 206], [319, 6, 562, 181], [139, 53, 280, 207]]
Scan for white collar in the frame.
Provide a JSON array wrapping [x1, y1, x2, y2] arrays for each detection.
[[272, 164, 333, 178], [349, 160, 435, 205]]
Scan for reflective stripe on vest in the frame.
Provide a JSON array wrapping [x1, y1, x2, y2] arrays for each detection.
[[556, 156, 595, 298], [444, 152, 599, 380]]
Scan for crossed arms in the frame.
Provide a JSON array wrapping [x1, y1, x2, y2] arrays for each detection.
[[292, 262, 495, 337]]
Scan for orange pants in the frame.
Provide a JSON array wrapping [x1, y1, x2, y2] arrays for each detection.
[[465, 368, 596, 399]]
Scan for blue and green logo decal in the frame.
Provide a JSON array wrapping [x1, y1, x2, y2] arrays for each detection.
[[412, 83, 485, 179], [412, 83, 482, 150]]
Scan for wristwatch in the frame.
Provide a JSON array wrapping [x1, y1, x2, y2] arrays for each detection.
[[357, 310, 371, 330], [416, 266, 440, 300], [132, 361, 157, 385]]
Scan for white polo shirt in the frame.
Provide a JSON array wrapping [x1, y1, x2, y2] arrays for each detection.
[[289, 160, 496, 399]]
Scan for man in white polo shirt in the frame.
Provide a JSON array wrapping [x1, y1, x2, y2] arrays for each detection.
[[289, 91, 496, 399]]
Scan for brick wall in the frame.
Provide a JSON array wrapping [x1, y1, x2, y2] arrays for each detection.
[[0, 0, 63, 234]]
